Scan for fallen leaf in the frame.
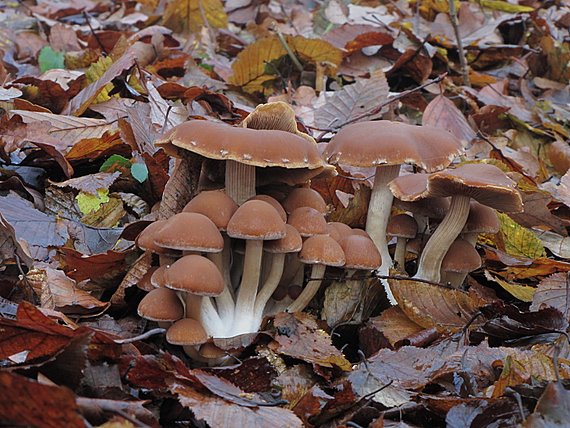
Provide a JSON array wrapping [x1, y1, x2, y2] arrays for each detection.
[[530, 272, 570, 316], [523, 382, 570, 426], [497, 213, 546, 259], [163, 0, 228, 34], [484, 271, 535, 303], [422, 95, 476, 146], [268, 312, 351, 371]]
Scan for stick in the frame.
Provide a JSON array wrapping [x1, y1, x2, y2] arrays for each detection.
[[448, 0, 470, 86]]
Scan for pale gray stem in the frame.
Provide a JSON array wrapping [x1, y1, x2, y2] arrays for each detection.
[[252, 253, 286, 330], [414, 195, 471, 283], [441, 271, 467, 289], [393, 237, 407, 271], [208, 249, 234, 325], [225, 160, 256, 205], [232, 240, 263, 335], [366, 164, 401, 304], [287, 264, 326, 312]]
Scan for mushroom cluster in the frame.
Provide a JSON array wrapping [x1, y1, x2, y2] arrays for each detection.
[[135, 105, 524, 360]]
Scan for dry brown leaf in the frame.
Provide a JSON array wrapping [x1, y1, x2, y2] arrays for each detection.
[[389, 278, 490, 332], [422, 94, 476, 146], [531, 272, 570, 316], [163, 0, 228, 34], [27, 267, 109, 315], [0, 211, 34, 268], [369, 306, 424, 347], [314, 69, 389, 129], [110, 252, 153, 306], [51, 172, 120, 195]]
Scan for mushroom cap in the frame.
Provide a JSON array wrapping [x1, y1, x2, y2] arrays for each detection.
[[428, 164, 523, 213], [390, 164, 523, 213], [299, 235, 345, 266], [199, 342, 226, 359], [463, 201, 500, 234], [182, 190, 238, 231], [265, 224, 302, 253], [386, 214, 418, 239], [324, 121, 462, 172], [327, 222, 353, 242], [227, 200, 286, 240], [287, 206, 328, 237], [154, 212, 224, 252], [136, 220, 172, 254], [441, 238, 481, 273], [156, 120, 325, 169], [350, 228, 370, 238], [137, 288, 184, 322], [166, 318, 208, 346], [137, 266, 158, 291], [164, 255, 224, 296], [339, 235, 381, 270], [282, 187, 327, 214], [248, 194, 287, 222], [150, 265, 168, 288]]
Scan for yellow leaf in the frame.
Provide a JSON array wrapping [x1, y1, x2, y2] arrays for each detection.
[[497, 212, 546, 259], [479, 0, 535, 13], [81, 196, 125, 228], [85, 56, 114, 104], [76, 189, 110, 215], [229, 36, 342, 94], [163, 0, 227, 34], [484, 271, 535, 302]]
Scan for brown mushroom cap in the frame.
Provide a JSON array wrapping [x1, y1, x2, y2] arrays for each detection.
[[199, 342, 227, 359], [327, 222, 353, 242], [324, 121, 463, 172], [299, 235, 345, 266], [137, 266, 158, 291], [136, 220, 171, 254], [166, 318, 208, 346], [282, 188, 327, 214], [248, 194, 287, 222], [386, 214, 418, 239], [287, 206, 328, 237], [339, 235, 381, 270], [265, 224, 302, 253], [156, 120, 325, 169], [227, 200, 286, 240], [150, 265, 168, 288], [182, 190, 238, 231], [154, 212, 224, 252], [137, 288, 184, 322], [441, 238, 481, 273], [428, 164, 523, 212], [350, 228, 371, 238], [463, 201, 500, 234], [164, 255, 224, 296]]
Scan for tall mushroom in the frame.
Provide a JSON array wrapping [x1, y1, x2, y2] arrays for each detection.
[[226, 200, 286, 336], [323, 121, 463, 303], [390, 163, 523, 283]]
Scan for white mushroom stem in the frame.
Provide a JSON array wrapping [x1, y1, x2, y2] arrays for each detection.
[[225, 160, 256, 205], [186, 294, 225, 337], [287, 264, 326, 312], [252, 253, 286, 331], [232, 239, 263, 336], [393, 237, 408, 270], [207, 244, 234, 325], [366, 164, 401, 304], [414, 195, 471, 283]]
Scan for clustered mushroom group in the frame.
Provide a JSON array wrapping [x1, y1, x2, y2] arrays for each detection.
[[134, 102, 524, 362]]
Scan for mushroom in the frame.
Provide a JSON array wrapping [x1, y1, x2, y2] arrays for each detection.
[[226, 200, 286, 336], [137, 287, 185, 328], [182, 190, 238, 325], [153, 212, 224, 253], [324, 121, 462, 303], [156, 120, 325, 204], [386, 214, 418, 271], [287, 235, 345, 312], [390, 163, 523, 283], [282, 187, 327, 215], [462, 201, 499, 246], [164, 254, 225, 337], [166, 318, 208, 359], [251, 224, 302, 330], [440, 238, 481, 288]]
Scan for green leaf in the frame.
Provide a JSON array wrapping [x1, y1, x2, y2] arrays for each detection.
[[498, 213, 546, 259], [38, 47, 65, 72], [100, 154, 131, 174], [76, 189, 110, 215], [131, 163, 148, 183]]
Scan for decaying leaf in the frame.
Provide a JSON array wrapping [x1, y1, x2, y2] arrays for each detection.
[[497, 213, 546, 259], [531, 272, 570, 316], [484, 271, 535, 302], [163, 0, 228, 34], [422, 94, 476, 146]]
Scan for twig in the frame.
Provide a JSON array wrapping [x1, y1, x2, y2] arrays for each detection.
[[83, 12, 108, 55], [448, 0, 470, 86], [114, 328, 165, 344], [273, 26, 304, 73]]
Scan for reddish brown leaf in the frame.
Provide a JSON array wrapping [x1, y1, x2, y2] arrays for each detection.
[[422, 94, 476, 146], [56, 247, 128, 282], [0, 372, 84, 428]]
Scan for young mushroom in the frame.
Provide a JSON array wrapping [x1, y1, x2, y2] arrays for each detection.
[[137, 287, 185, 328], [386, 214, 418, 272], [323, 121, 463, 303], [440, 238, 481, 288]]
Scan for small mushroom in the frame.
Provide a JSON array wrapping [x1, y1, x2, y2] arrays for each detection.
[[386, 214, 418, 271], [440, 238, 481, 288], [137, 288, 185, 328]]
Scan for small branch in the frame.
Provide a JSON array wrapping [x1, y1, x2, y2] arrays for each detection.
[[114, 328, 165, 344], [273, 27, 304, 73], [448, 0, 470, 86]]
